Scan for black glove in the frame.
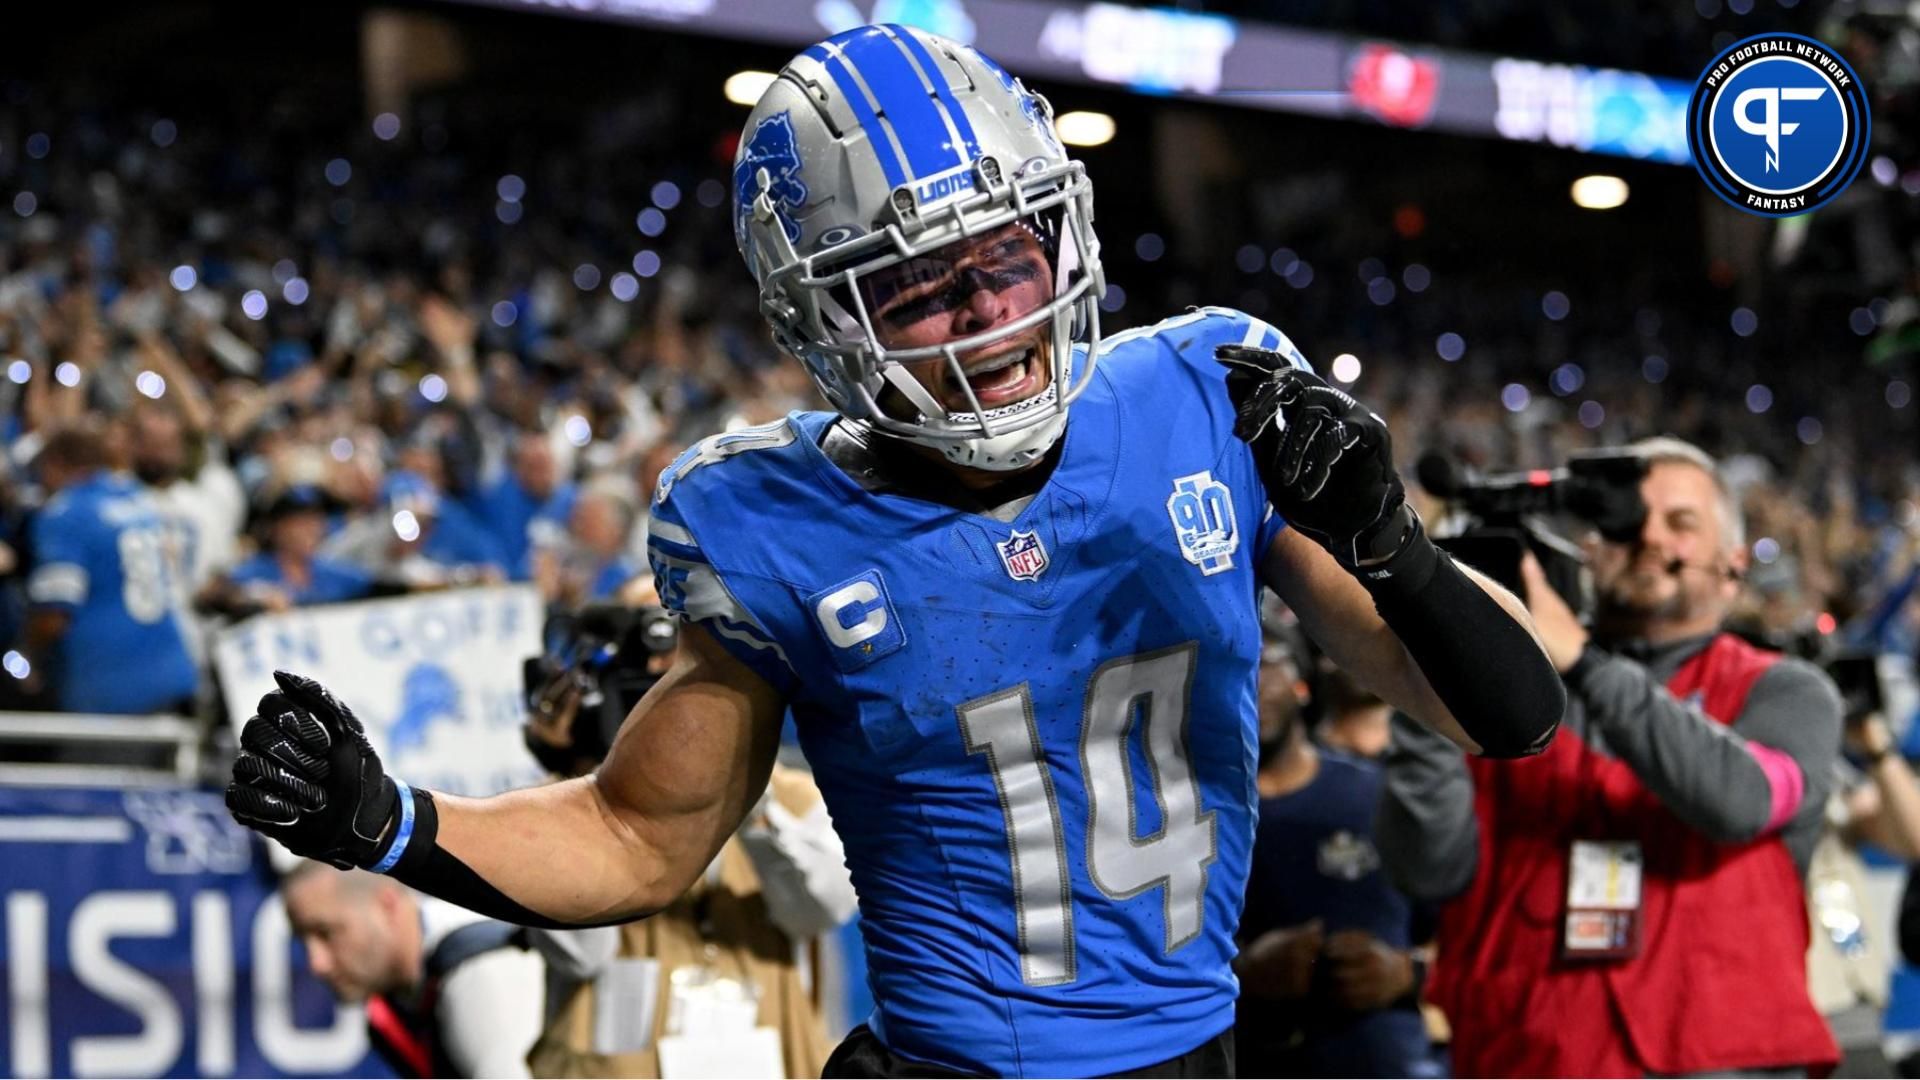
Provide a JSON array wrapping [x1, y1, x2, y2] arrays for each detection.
[[1216, 344, 1414, 568], [226, 670, 400, 870]]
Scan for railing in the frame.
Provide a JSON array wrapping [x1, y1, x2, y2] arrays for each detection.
[[0, 711, 204, 788]]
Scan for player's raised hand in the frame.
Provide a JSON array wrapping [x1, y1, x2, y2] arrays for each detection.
[[1216, 344, 1411, 568], [226, 670, 401, 870]]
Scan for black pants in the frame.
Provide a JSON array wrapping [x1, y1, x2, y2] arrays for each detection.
[[823, 1024, 1235, 1079]]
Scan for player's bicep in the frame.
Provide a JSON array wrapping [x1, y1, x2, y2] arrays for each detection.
[[1261, 529, 1479, 752], [592, 620, 787, 899]]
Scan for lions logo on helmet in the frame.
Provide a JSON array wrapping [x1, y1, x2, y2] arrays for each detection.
[[731, 25, 1107, 473], [733, 111, 809, 254]]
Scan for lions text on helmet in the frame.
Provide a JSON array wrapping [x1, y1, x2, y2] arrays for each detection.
[[731, 25, 1105, 471]]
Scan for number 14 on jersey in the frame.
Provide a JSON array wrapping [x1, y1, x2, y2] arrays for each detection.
[[958, 643, 1216, 986]]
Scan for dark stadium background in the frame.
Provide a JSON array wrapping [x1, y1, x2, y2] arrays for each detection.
[[4, 0, 1918, 1075]]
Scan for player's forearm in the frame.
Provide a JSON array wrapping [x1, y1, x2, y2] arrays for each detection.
[[1361, 528, 1564, 758], [1273, 532, 1474, 753], [229, 642, 779, 928], [1218, 344, 1558, 755], [384, 779, 683, 927], [445, 781, 680, 920]]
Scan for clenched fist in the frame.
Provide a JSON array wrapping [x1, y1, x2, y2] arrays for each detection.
[[226, 671, 402, 870]]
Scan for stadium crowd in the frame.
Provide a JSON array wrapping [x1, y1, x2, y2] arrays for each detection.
[[8, 5, 1920, 1077], [1, 70, 1914, 719]]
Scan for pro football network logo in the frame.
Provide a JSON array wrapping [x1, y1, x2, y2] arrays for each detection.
[[997, 529, 1049, 582], [1686, 33, 1869, 217]]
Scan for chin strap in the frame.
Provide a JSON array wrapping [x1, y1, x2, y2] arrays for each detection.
[[936, 411, 1067, 471]]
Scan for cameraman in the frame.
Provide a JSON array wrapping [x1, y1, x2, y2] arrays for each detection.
[[1380, 436, 1842, 1077], [520, 581, 855, 1079]]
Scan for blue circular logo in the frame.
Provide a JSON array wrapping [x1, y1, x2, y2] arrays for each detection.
[[1687, 33, 1869, 217]]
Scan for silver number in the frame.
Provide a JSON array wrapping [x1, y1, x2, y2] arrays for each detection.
[[654, 420, 796, 502], [959, 645, 1212, 986], [1082, 643, 1216, 952], [958, 685, 1076, 986], [117, 527, 170, 625]]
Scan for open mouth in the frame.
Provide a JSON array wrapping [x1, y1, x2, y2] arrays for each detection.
[[952, 344, 1042, 410]]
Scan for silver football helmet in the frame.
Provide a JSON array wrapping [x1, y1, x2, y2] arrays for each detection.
[[732, 24, 1105, 471]]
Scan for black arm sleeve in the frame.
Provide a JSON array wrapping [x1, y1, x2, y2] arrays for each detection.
[[382, 790, 643, 930], [1359, 523, 1565, 759]]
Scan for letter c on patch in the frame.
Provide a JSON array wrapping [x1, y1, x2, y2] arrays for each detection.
[[816, 581, 887, 648]]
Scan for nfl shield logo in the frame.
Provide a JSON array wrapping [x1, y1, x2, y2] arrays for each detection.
[[996, 529, 1050, 582]]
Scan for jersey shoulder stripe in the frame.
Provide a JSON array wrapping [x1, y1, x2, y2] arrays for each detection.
[[1093, 307, 1313, 395], [646, 420, 810, 692]]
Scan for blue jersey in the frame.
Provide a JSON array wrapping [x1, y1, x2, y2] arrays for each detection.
[[421, 502, 509, 576], [228, 553, 375, 607], [464, 476, 575, 580], [28, 472, 197, 713], [1238, 748, 1442, 1078], [648, 308, 1305, 1076]]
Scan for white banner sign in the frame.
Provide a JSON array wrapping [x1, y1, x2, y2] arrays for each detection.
[[213, 586, 547, 798]]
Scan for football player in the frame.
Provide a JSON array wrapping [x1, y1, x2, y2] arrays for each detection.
[[228, 26, 1563, 1077]]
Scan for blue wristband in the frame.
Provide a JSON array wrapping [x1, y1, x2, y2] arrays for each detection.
[[370, 779, 415, 874]]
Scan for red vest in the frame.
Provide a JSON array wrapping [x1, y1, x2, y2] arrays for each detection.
[[1430, 633, 1838, 1078]]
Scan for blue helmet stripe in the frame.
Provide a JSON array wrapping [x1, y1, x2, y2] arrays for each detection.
[[804, 44, 909, 190], [834, 27, 964, 181], [882, 25, 981, 161]]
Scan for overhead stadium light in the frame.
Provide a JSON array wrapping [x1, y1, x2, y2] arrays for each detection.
[[1571, 175, 1629, 210], [724, 71, 777, 107], [1055, 111, 1116, 147]]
